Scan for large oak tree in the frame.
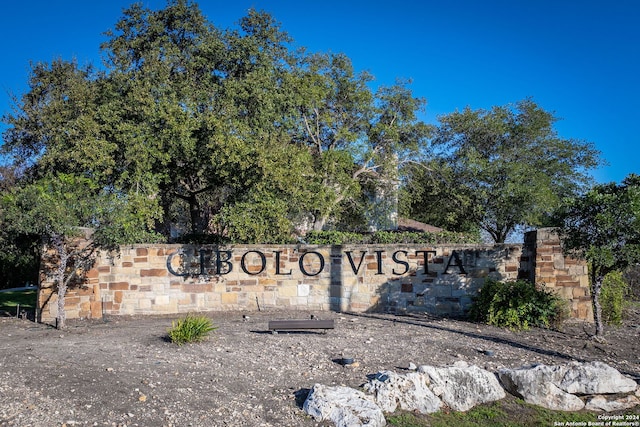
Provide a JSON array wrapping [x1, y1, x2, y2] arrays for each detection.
[[3, 0, 431, 242], [403, 99, 602, 242]]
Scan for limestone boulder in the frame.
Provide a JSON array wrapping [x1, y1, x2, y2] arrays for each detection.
[[585, 394, 640, 412], [498, 361, 639, 412], [363, 371, 442, 414], [498, 364, 585, 411], [418, 361, 506, 412], [558, 361, 638, 395], [303, 384, 386, 427]]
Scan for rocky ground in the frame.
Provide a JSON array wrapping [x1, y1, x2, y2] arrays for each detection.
[[1, 307, 639, 427]]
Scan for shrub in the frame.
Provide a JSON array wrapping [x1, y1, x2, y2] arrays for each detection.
[[167, 314, 217, 345], [469, 279, 568, 330], [600, 271, 629, 326]]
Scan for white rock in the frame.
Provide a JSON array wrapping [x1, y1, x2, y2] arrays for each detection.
[[364, 371, 442, 414], [559, 361, 638, 395], [303, 384, 386, 427], [498, 364, 585, 411], [585, 394, 640, 412], [418, 364, 506, 412]]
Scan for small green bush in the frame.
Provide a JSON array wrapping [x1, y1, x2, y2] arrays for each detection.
[[167, 314, 217, 345], [469, 279, 568, 330], [600, 271, 629, 326]]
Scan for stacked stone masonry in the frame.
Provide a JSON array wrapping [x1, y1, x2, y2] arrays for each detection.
[[528, 229, 593, 321], [37, 228, 593, 323]]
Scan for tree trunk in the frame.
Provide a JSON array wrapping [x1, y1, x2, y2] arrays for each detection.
[[489, 223, 512, 244], [56, 279, 67, 330], [311, 189, 345, 232], [312, 214, 327, 232], [155, 190, 174, 238], [592, 271, 604, 337], [188, 193, 203, 235], [52, 234, 68, 330]]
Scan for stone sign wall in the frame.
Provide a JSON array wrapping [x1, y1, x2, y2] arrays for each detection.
[[36, 228, 593, 323]]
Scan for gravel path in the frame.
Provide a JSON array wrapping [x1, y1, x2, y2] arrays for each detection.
[[1, 309, 639, 426]]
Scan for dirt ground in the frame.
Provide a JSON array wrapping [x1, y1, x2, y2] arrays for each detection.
[[1, 307, 639, 427]]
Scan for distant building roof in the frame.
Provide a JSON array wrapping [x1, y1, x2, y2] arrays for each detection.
[[397, 218, 443, 233]]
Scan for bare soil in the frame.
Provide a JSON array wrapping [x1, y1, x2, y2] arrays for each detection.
[[1, 307, 639, 427]]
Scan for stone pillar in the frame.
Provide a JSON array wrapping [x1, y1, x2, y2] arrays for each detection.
[[526, 228, 593, 321]]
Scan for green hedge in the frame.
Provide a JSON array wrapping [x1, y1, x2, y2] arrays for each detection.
[[174, 229, 480, 245], [304, 230, 480, 245]]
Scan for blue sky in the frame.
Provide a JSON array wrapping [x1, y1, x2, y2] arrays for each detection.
[[1, 0, 638, 184]]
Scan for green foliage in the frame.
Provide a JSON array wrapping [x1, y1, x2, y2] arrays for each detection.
[[167, 314, 217, 346], [556, 174, 640, 278], [173, 233, 230, 245], [215, 195, 296, 244], [555, 173, 640, 335], [370, 230, 480, 245], [290, 54, 433, 231], [304, 231, 366, 244], [600, 271, 629, 325], [427, 99, 601, 243], [386, 399, 602, 427], [0, 173, 162, 328], [0, 2, 603, 248], [3, 2, 433, 240], [399, 160, 482, 235], [304, 230, 479, 245], [469, 279, 568, 330], [1, 174, 162, 249]]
